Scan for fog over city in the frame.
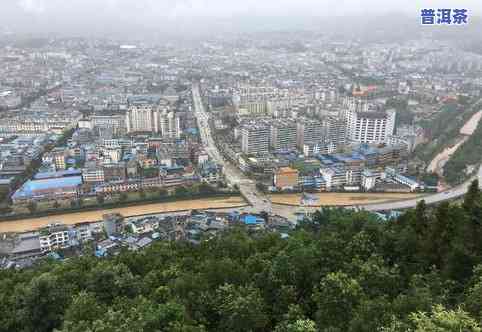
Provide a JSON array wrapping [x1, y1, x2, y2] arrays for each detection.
[[1, 0, 482, 37]]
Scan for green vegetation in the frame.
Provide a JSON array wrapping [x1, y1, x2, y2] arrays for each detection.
[[420, 173, 439, 187], [2, 181, 482, 331], [385, 97, 414, 127], [414, 99, 482, 164], [290, 160, 320, 176], [444, 119, 482, 185], [414, 103, 465, 162], [140, 167, 159, 178]]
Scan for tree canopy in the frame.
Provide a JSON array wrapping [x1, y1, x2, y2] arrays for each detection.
[[2, 180, 482, 331]]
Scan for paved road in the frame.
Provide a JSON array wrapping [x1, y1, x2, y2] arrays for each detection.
[[193, 84, 482, 219], [192, 84, 272, 214], [357, 166, 482, 212]]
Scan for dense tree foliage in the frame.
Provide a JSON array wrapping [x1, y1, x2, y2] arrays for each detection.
[[2, 181, 482, 331]]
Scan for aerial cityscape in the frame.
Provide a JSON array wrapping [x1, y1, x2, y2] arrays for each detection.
[[1, 1, 482, 331]]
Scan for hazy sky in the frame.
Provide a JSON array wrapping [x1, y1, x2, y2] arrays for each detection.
[[1, 0, 481, 37]]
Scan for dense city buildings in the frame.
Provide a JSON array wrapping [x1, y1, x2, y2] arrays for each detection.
[[2, 3, 482, 332], [0, 27, 481, 260]]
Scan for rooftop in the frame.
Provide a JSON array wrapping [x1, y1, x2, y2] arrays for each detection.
[[34, 168, 82, 180], [13, 176, 83, 199]]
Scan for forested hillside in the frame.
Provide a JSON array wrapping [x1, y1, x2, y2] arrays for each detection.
[[444, 120, 482, 185], [2, 181, 482, 331]]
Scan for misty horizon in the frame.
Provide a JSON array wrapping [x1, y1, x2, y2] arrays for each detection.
[[1, 0, 482, 38]]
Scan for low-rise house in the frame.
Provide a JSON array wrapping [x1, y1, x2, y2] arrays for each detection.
[[39, 225, 72, 253]]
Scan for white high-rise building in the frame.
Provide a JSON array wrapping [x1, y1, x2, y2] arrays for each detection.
[[159, 110, 181, 139], [126, 104, 181, 138], [345, 108, 396, 144], [241, 123, 270, 155], [126, 104, 157, 133]]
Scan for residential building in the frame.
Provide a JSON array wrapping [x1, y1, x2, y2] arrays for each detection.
[[296, 118, 324, 149], [240, 122, 270, 155], [39, 225, 72, 253], [270, 120, 297, 151], [345, 108, 396, 144]]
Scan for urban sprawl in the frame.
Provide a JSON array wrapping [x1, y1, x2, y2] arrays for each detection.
[[1, 33, 482, 268]]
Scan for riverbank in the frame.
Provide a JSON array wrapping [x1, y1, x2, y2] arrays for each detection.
[[269, 192, 422, 207], [0, 196, 247, 233]]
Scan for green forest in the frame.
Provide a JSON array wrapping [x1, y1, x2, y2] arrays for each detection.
[[3, 181, 482, 331]]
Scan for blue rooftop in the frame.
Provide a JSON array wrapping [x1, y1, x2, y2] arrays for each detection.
[[241, 215, 265, 225], [13, 176, 83, 199]]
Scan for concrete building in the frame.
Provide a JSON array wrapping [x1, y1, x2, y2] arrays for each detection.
[[82, 166, 105, 184], [240, 123, 270, 155], [296, 118, 324, 149], [385, 167, 422, 191], [361, 169, 378, 191], [325, 115, 347, 148], [270, 120, 297, 151], [91, 114, 126, 137], [126, 103, 181, 138], [12, 176, 83, 203], [126, 104, 157, 133], [159, 110, 181, 139], [320, 166, 348, 191], [49, 147, 67, 171], [39, 225, 72, 253], [345, 108, 396, 144]]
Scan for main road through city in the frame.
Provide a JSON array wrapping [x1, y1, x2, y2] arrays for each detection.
[[192, 84, 482, 218], [192, 84, 272, 214]]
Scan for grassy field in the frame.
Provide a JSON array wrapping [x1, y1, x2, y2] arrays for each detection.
[[270, 192, 423, 207], [0, 196, 247, 233]]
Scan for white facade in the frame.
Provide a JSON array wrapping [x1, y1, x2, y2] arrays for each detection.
[[361, 169, 378, 191], [39, 228, 71, 253], [126, 105, 181, 138], [241, 124, 270, 155], [345, 109, 396, 144], [159, 110, 181, 139], [126, 105, 157, 133], [82, 167, 105, 183]]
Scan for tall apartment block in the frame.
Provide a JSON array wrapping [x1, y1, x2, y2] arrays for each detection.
[[240, 123, 270, 155]]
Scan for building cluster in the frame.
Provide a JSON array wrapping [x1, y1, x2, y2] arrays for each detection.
[[0, 32, 480, 213], [10, 125, 223, 203], [208, 92, 425, 192], [0, 211, 292, 269], [272, 143, 423, 192]]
